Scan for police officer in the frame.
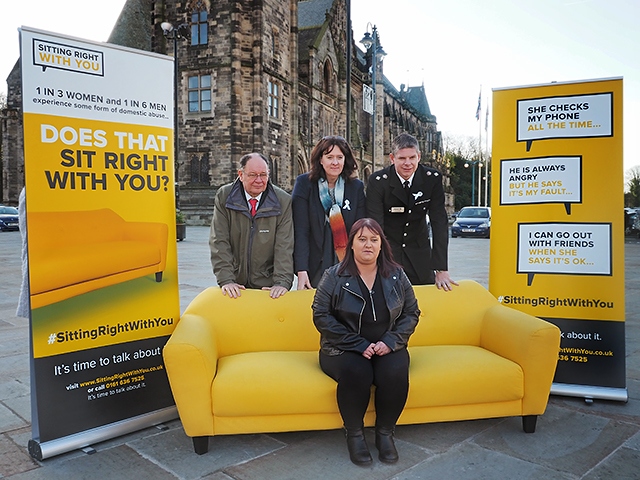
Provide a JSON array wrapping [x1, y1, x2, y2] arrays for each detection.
[[366, 133, 457, 289]]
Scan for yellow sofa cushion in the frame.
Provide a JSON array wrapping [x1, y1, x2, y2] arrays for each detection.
[[210, 345, 525, 418], [212, 351, 338, 417], [407, 345, 524, 408]]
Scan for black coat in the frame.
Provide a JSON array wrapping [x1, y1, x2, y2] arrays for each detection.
[[312, 264, 420, 356], [292, 173, 366, 287], [366, 164, 449, 285]]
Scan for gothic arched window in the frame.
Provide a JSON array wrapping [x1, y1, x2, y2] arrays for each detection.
[[190, 153, 210, 185], [323, 60, 333, 95], [190, 1, 208, 46]]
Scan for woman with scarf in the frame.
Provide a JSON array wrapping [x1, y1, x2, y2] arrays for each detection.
[[292, 136, 366, 289]]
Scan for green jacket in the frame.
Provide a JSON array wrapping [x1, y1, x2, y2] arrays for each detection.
[[209, 179, 294, 290]]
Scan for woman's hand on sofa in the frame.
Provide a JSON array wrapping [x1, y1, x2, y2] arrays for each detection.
[[296, 271, 312, 290]]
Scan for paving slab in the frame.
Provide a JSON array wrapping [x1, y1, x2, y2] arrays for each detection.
[[582, 446, 640, 480], [0, 433, 39, 478], [394, 418, 504, 454], [394, 442, 573, 480], [473, 403, 640, 477], [223, 428, 430, 480], [7, 444, 177, 480], [130, 428, 286, 480]]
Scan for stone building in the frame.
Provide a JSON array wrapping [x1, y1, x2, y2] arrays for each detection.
[[0, 63, 23, 206], [1, 0, 453, 220]]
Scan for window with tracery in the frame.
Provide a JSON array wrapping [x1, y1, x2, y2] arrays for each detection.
[[190, 153, 210, 185], [189, 1, 208, 45]]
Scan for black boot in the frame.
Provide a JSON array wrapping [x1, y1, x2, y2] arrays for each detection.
[[375, 426, 399, 464], [344, 427, 372, 466]]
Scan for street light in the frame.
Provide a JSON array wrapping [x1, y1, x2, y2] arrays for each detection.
[[161, 21, 189, 209], [465, 159, 484, 206], [360, 24, 386, 172]]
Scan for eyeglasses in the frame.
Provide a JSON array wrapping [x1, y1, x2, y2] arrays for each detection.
[[243, 172, 269, 181]]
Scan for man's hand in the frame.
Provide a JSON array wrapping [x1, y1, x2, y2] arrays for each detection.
[[221, 283, 245, 298], [296, 271, 312, 290], [262, 285, 288, 299], [435, 270, 458, 292]]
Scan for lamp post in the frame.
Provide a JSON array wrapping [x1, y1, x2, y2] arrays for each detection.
[[465, 159, 484, 206], [360, 25, 386, 172], [161, 21, 189, 209]]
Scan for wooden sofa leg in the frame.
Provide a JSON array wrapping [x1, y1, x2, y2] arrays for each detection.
[[522, 415, 537, 433], [155, 272, 163, 282], [193, 436, 209, 455]]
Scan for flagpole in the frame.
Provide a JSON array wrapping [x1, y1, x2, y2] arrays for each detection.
[[477, 86, 482, 206], [484, 98, 489, 207]]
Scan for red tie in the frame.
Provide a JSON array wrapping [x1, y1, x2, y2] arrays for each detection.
[[249, 198, 258, 217]]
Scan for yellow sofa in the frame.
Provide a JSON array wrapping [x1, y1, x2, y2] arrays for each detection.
[[28, 209, 168, 309], [163, 280, 561, 455]]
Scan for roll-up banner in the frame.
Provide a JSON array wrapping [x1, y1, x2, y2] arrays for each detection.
[[490, 78, 626, 402], [20, 26, 180, 459]]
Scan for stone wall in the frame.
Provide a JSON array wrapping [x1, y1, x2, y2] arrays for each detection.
[[1, 65, 24, 205]]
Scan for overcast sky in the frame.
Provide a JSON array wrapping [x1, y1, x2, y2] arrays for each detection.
[[3, 0, 638, 173]]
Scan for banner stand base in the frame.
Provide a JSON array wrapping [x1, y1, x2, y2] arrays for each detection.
[[551, 383, 628, 403], [28, 406, 177, 461]]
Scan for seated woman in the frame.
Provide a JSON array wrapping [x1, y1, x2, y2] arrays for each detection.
[[292, 135, 366, 289], [312, 218, 420, 466]]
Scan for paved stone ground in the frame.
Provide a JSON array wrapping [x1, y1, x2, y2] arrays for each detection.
[[0, 227, 639, 479]]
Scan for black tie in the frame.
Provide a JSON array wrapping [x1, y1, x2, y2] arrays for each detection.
[[403, 180, 411, 202]]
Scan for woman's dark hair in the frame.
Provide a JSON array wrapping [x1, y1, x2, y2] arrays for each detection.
[[338, 218, 401, 278], [308, 136, 358, 182]]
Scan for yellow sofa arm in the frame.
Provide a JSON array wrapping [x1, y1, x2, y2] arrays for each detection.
[[163, 312, 219, 437], [480, 304, 561, 414]]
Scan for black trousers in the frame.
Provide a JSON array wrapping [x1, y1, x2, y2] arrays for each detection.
[[319, 349, 410, 430]]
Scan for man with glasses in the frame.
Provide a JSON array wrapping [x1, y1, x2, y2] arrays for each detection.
[[210, 153, 294, 298]]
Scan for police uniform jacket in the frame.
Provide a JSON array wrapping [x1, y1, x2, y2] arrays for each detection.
[[366, 164, 449, 285]]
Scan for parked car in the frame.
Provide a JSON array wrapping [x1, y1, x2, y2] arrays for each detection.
[[451, 206, 491, 238], [626, 207, 640, 236], [0, 205, 19, 231]]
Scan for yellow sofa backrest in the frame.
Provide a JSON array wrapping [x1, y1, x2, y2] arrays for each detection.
[[410, 280, 499, 347], [183, 287, 319, 357], [28, 209, 128, 250], [180, 280, 500, 357]]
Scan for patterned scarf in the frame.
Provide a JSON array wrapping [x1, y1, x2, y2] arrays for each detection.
[[318, 176, 348, 261]]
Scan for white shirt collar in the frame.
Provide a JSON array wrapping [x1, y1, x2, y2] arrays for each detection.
[[244, 191, 263, 204], [395, 170, 415, 187]]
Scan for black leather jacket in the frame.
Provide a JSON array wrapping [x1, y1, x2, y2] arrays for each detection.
[[312, 264, 420, 356]]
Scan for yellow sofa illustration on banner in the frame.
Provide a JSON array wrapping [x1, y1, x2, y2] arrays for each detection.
[[163, 281, 561, 455], [28, 209, 168, 309]]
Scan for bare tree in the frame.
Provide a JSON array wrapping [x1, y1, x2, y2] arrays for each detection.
[[442, 133, 481, 159], [625, 166, 640, 207]]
